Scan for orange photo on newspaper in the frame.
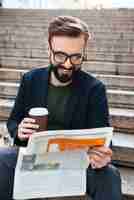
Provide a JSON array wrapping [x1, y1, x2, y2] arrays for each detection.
[[47, 137, 106, 152]]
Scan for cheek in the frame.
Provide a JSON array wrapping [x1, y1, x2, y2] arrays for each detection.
[[57, 68, 64, 75]]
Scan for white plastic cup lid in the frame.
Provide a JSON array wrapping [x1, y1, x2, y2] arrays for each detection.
[[29, 107, 48, 116]]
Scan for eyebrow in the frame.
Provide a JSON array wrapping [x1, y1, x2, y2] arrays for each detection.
[[52, 50, 83, 56]]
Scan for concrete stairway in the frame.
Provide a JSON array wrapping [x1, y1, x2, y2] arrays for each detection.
[[0, 8, 134, 199], [0, 72, 134, 199]]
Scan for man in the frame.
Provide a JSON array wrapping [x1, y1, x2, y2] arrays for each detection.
[[0, 16, 122, 199]]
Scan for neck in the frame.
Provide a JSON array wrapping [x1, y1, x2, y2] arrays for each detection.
[[50, 71, 72, 87]]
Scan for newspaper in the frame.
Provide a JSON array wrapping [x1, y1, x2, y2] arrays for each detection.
[[13, 127, 113, 200]]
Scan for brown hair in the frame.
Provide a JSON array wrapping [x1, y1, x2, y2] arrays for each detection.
[[48, 15, 90, 47]]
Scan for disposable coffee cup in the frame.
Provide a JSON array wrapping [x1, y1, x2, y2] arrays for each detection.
[[29, 107, 49, 132]]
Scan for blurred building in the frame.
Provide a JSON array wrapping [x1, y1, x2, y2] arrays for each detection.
[[3, 0, 112, 9], [0, 0, 2, 7], [112, 0, 134, 8]]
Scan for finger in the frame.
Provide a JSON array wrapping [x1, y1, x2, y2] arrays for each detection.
[[90, 157, 101, 169], [93, 158, 111, 169], [19, 128, 36, 134], [23, 117, 36, 123], [90, 154, 102, 162], [91, 153, 111, 162], [90, 150, 112, 160], [90, 155, 111, 169], [91, 160, 103, 169], [90, 158, 107, 169], [89, 149, 104, 157], [22, 123, 39, 130], [91, 146, 112, 156], [18, 132, 32, 140]]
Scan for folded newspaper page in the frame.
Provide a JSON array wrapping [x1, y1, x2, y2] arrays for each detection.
[[13, 127, 113, 199]]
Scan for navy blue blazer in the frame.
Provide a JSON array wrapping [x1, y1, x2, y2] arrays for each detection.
[[7, 67, 109, 146]]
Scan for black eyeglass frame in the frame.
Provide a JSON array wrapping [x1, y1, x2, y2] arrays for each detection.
[[50, 47, 84, 66]]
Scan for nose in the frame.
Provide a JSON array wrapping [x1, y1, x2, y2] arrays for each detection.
[[63, 57, 73, 70]]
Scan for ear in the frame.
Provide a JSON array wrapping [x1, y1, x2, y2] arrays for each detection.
[[83, 32, 92, 61], [83, 45, 88, 61], [48, 44, 51, 57], [48, 44, 53, 62]]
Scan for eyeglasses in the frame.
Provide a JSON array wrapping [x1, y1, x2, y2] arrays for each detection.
[[51, 48, 84, 65]]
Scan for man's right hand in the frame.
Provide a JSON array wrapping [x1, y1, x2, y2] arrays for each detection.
[[18, 118, 39, 141]]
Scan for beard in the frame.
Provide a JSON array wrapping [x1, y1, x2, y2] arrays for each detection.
[[50, 63, 80, 83]]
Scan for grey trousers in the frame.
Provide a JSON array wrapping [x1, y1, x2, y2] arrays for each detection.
[[0, 147, 122, 200]]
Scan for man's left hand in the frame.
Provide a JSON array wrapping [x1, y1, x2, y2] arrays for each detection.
[[88, 146, 112, 169]]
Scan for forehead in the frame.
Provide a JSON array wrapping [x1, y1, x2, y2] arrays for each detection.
[[51, 35, 85, 53]]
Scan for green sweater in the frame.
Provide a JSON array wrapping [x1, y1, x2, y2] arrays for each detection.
[[47, 83, 72, 130]]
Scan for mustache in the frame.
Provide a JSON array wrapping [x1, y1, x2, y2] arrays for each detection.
[[56, 64, 74, 71]]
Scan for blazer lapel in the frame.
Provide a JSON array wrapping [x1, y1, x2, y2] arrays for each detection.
[[35, 67, 50, 108]]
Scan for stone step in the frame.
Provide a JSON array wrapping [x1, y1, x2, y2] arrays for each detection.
[[83, 61, 134, 76], [0, 82, 19, 98], [0, 98, 14, 120], [0, 37, 133, 52], [108, 89, 134, 109], [1, 45, 133, 58], [0, 7, 133, 14], [0, 82, 134, 109], [1, 38, 133, 53], [1, 25, 132, 38], [94, 32, 134, 40], [0, 23, 134, 34], [0, 30, 133, 51], [0, 47, 47, 58], [94, 74, 134, 90], [0, 99, 134, 133], [1, 56, 134, 75], [1, 68, 134, 91], [1, 24, 134, 37], [119, 167, 134, 200], [0, 35, 133, 45], [112, 132, 134, 167], [110, 108, 134, 133], [87, 52, 134, 63], [0, 14, 132, 20], [1, 29, 134, 41], [1, 41, 134, 57], [0, 56, 49, 69], [1, 59, 134, 76], [1, 18, 134, 31], [1, 11, 134, 21], [1, 13, 134, 21], [0, 68, 27, 82]]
